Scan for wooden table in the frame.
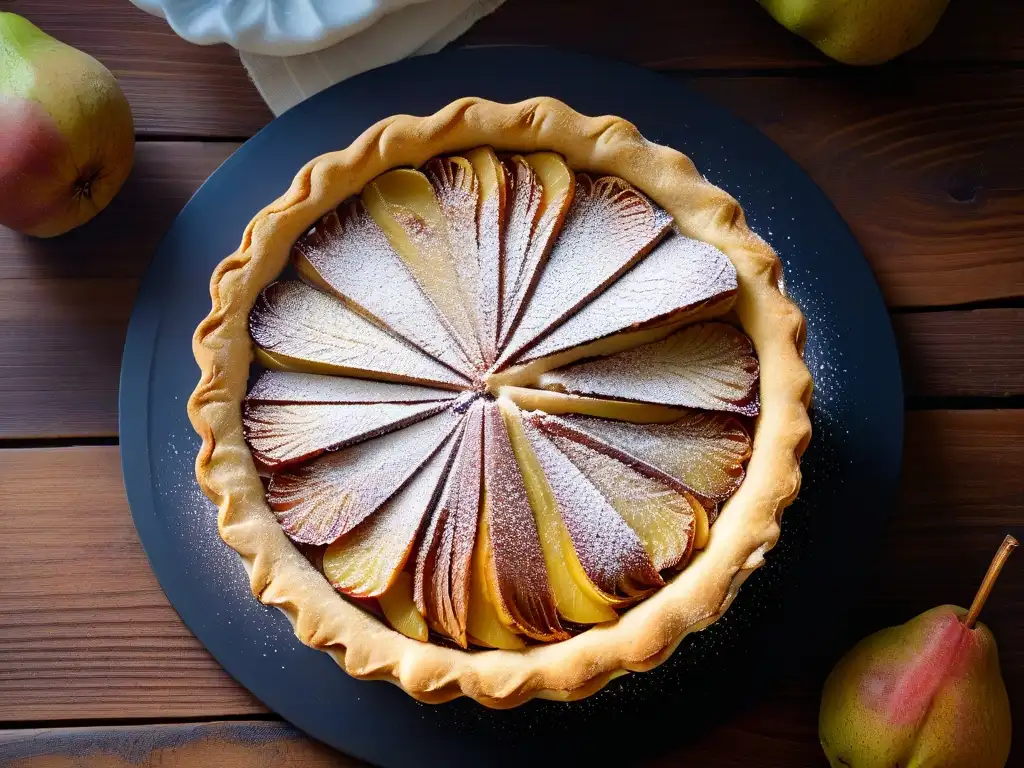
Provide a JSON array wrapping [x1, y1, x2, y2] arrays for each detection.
[[1, 1, 1021, 765]]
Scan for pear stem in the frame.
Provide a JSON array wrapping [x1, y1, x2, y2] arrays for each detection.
[[963, 535, 1018, 630]]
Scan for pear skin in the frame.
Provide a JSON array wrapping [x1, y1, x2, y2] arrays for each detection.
[[0, 13, 134, 237], [758, 0, 950, 66], [820, 535, 1016, 767], [820, 606, 1011, 767]]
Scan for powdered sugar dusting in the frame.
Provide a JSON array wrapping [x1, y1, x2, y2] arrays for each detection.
[[294, 199, 475, 377], [498, 156, 543, 344], [523, 235, 737, 362], [521, 417, 660, 596], [482, 402, 563, 639], [265, 409, 461, 545], [249, 281, 466, 389], [246, 370, 456, 405], [546, 432, 694, 572], [323, 426, 464, 597], [541, 322, 759, 416], [243, 400, 449, 471], [499, 175, 674, 365], [538, 412, 751, 502]]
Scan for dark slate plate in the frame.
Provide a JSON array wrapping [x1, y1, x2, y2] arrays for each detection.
[[119, 46, 902, 767]]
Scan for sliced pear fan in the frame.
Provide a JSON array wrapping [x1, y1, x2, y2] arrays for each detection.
[[536, 412, 752, 502], [492, 236, 738, 387], [242, 148, 764, 648], [250, 281, 467, 389], [322, 425, 464, 598], [292, 199, 476, 378], [498, 152, 575, 348], [464, 148, 508, 364], [498, 174, 674, 366], [247, 371, 457, 406], [362, 167, 484, 364], [540, 322, 760, 416], [481, 402, 566, 642], [545, 432, 698, 571], [266, 409, 462, 545], [414, 401, 485, 648]]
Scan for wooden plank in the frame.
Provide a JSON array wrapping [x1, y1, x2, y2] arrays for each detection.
[[4, 1, 1020, 139], [0, 410, 1019, 722], [894, 309, 1024, 399], [688, 71, 1024, 307], [0, 694, 825, 767], [0, 722, 359, 768], [0, 448, 265, 720]]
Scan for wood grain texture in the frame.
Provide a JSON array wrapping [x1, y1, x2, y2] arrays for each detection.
[[0, 410, 1019, 724], [689, 71, 1024, 307], [0, 722, 360, 768], [895, 309, 1024, 399], [0, 696, 827, 768], [0, 448, 265, 720]]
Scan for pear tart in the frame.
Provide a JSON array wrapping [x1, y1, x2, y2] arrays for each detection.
[[190, 97, 812, 708]]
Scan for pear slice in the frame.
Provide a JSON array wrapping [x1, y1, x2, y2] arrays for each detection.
[[488, 236, 738, 388], [536, 412, 752, 503], [414, 400, 485, 647], [515, 234, 737, 367], [249, 281, 467, 390], [481, 401, 566, 642], [363, 164, 484, 364], [465, 147, 508, 364], [519, 416, 663, 600], [293, 198, 476, 378], [378, 572, 429, 642], [540, 322, 760, 416], [244, 400, 451, 472], [266, 408, 461, 545], [322, 425, 463, 598], [497, 386, 684, 424], [545, 432, 697, 571], [467, 502, 527, 650], [246, 371, 457, 406], [498, 152, 575, 348], [498, 399, 617, 624], [497, 175, 674, 366]]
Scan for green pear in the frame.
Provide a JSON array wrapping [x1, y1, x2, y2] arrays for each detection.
[[758, 0, 951, 65], [0, 12, 134, 237], [820, 535, 1016, 767]]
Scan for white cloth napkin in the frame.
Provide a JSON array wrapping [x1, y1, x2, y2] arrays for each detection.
[[240, 0, 506, 115]]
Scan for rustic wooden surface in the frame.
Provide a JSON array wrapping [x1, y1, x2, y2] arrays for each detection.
[[0, 0, 1021, 766]]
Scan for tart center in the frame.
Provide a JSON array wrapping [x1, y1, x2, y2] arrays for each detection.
[[244, 147, 759, 649]]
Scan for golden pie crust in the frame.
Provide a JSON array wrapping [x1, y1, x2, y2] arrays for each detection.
[[188, 97, 813, 708]]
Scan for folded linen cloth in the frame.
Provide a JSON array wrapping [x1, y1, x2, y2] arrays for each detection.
[[239, 0, 506, 115]]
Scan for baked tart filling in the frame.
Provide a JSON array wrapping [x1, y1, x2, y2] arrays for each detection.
[[243, 148, 761, 649], [189, 97, 811, 706]]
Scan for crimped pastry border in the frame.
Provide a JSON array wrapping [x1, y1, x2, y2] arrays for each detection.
[[187, 97, 813, 709]]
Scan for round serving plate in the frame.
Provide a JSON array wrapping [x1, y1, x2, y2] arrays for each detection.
[[119, 46, 902, 766]]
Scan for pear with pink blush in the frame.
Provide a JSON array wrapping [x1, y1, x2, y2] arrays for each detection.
[[0, 13, 134, 237], [819, 535, 1016, 767]]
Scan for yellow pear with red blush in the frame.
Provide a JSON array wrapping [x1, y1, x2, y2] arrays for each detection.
[[819, 535, 1016, 767], [0, 13, 134, 237]]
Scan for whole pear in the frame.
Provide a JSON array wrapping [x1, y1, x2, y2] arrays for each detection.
[[820, 536, 1016, 767], [758, 0, 951, 66], [0, 13, 134, 237]]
